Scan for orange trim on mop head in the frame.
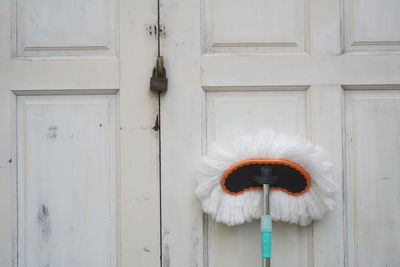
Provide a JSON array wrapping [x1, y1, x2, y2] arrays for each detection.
[[221, 158, 311, 196]]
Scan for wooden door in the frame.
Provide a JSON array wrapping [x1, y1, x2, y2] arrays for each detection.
[[161, 0, 400, 266], [0, 0, 160, 266], [1, 0, 400, 267]]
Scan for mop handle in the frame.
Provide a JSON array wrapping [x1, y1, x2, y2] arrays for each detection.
[[262, 184, 271, 267]]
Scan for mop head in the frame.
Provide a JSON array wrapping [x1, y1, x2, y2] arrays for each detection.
[[195, 129, 336, 226]]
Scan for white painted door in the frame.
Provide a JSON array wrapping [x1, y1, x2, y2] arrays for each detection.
[[0, 0, 160, 266], [162, 0, 400, 267], [1, 1, 400, 267]]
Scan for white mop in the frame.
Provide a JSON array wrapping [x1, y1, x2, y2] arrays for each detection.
[[195, 128, 336, 266]]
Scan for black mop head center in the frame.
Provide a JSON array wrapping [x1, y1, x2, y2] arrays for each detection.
[[221, 159, 311, 196]]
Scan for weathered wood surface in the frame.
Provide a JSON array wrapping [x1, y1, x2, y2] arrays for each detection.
[[0, 0, 159, 266], [17, 95, 117, 267], [1, 0, 400, 266], [162, 0, 400, 266]]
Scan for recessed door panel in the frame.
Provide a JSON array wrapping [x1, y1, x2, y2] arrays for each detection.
[[17, 95, 117, 267], [206, 90, 308, 267], [345, 90, 400, 267]]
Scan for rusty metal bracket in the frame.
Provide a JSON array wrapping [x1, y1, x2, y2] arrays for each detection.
[[146, 24, 167, 39]]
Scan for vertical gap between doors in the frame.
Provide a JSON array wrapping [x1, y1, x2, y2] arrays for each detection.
[[157, 91, 162, 266]]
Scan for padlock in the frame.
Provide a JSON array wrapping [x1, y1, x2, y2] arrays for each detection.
[[150, 56, 168, 93]]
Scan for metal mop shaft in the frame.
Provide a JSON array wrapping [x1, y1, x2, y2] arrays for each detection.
[[262, 184, 271, 267]]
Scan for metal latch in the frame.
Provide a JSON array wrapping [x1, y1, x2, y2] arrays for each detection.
[[150, 56, 168, 93]]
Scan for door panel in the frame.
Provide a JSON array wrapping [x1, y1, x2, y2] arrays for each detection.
[[344, 0, 400, 52], [16, 0, 116, 57], [16, 95, 116, 267], [202, 0, 309, 53], [206, 90, 309, 267], [345, 90, 400, 267]]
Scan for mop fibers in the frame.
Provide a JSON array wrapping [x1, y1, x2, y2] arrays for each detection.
[[195, 129, 336, 226]]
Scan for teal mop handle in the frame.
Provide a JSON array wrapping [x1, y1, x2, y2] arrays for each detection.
[[261, 184, 271, 267]]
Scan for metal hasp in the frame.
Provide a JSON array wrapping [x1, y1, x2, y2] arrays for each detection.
[[150, 56, 168, 93]]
